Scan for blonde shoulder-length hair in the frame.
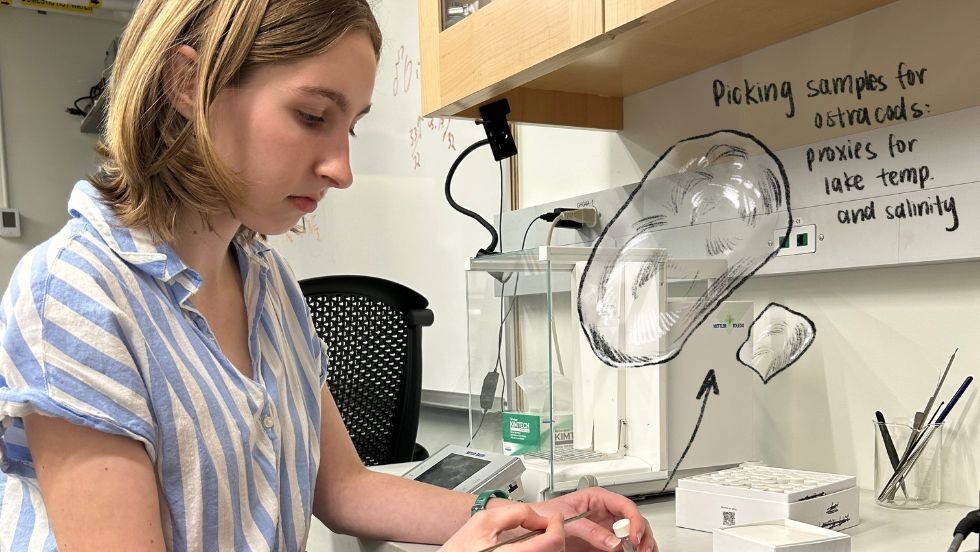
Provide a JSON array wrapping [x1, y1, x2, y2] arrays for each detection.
[[93, 0, 382, 243]]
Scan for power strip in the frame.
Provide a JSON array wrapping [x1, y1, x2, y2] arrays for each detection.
[[774, 224, 816, 256]]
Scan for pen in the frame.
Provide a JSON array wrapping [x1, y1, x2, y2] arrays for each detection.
[[478, 510, 593, 552], [935, 376, 973, 424]]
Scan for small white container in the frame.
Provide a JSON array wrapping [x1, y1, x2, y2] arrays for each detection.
[[713, 519, 851, 552]]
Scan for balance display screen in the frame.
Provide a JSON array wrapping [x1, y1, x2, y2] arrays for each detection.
[[414, 453, 491, 489]]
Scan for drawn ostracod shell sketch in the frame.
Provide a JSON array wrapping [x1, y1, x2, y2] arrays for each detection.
[[577, 130, 792, 368]]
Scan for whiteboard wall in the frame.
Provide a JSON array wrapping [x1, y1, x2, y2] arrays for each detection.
[[270, 0, 507, 397], [510, 0, 980, 274]]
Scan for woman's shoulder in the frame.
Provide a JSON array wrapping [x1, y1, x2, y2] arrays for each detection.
[[11, 179, 135, 279], [4, 217, 127, 308]]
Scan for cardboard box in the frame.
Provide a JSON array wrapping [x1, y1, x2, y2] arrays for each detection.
[[713, 519, 851, 552], [676, 466, 860, 532]]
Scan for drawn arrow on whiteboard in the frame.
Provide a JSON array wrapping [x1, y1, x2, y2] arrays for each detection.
[[660, 369, 719, 492]]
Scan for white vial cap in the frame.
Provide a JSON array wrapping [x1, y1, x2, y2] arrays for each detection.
[[613, 518, 630, 538]]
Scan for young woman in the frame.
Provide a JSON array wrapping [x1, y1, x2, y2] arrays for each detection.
[[0, 1, 657, 551]]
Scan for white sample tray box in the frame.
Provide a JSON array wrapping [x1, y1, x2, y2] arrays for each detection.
[[677, 465, 859, 532]]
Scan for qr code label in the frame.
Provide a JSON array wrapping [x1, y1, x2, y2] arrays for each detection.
[[722, 511, 736, 527]]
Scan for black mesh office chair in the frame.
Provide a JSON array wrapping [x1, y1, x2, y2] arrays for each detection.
[[299, 275, 433, 466]]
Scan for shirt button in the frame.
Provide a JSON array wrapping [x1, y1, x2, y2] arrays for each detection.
[[262, 416, 274, 429]]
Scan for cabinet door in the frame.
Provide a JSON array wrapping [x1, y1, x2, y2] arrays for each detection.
[[419, 0, 603, 118]]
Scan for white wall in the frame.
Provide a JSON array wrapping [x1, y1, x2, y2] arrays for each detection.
[[0, 8, 123, 286], [512, 0, 979, 507], [734, 260, 979, 506]]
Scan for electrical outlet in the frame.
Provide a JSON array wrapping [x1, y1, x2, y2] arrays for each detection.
[[775, 224, 816, 256]]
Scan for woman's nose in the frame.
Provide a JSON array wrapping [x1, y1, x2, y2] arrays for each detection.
[[315, 138, 353, 189]]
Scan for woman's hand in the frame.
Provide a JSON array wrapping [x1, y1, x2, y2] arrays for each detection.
[[530, 488, 657, 552], [439, 503, 565, 552]]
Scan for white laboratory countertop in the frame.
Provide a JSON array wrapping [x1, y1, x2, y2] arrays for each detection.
[[318, 490, 977, 552]]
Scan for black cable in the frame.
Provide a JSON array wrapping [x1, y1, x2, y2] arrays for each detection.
[[445, 138, 499, 256], [468, 215, 540, 445], [71, 96, 93, 115], [495, 160, 507, 416], [498, 161, 504, 233], [66, 79, 106, 117], [468, 161, 509, 445]]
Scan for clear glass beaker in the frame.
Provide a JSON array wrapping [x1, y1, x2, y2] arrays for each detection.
[[873, 418, 942, 509]]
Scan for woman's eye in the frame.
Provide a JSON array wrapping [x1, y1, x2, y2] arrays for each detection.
[[297, 111, 325, 125]]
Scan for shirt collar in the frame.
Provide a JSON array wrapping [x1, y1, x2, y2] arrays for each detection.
[[68, 180, 272, 289]]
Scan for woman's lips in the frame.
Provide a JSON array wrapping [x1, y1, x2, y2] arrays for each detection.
[[289, 196, 318, 213]]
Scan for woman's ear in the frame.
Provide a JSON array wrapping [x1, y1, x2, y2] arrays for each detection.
[[163, 44, 200, 119]]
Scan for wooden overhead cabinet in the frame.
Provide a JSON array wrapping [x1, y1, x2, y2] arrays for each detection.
[[418, 0, 899, 130]]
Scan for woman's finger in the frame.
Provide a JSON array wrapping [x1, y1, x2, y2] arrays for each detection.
[[562, 517, 622, 551], [478, 503, 550, 534], [501, 513, 565, 552], [559, 489, 650, 551]]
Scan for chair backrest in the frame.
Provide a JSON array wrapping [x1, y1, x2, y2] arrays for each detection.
[[298, 275, 434, 466]]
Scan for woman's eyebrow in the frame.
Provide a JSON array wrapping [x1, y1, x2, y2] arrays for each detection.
[[294, 85, 371, 115]]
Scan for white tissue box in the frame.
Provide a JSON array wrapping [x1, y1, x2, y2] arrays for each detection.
[[713, 519, 851, 552], [676, 465, 859, 532]]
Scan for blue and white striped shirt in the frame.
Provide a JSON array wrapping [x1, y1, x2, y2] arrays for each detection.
[[0, 180, 329, 551]]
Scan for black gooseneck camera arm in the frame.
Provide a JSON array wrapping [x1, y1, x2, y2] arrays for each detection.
[[444, 99, 518, 257]]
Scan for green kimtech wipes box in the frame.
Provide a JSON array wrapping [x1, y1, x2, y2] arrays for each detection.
[[502, 412, 573, 455]]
